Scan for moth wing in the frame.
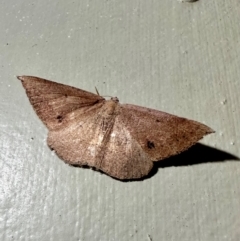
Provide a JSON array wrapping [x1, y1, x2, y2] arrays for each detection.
[[47, 104, 109, 169], [98, 114, 154, 179], [118, 104, 214, 161], [18, 76, 105, 130], [47, 104, 153, 180]]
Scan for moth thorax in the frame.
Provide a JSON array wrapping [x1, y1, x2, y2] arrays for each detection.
[[104, 99, 118, 115]]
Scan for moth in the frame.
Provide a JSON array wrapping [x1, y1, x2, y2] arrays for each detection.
[[18, 76, 214, 180]]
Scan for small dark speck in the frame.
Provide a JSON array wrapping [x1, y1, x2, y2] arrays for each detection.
[[65, 94, 68, 97], [31, 137, 34, 140], [57, 115, 63, 122], [147, 141, 155, 149], [156, 119, 160, 122]]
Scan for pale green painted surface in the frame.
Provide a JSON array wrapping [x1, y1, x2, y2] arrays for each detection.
[[1, 1, 240, 240]]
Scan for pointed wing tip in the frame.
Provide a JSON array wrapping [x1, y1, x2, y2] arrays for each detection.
[[206, 127, 215, 135], [210, 129, 215, 134], [17, 75, 25, 81]]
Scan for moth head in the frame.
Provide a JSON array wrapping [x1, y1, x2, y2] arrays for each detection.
[[110, 97, 119, 103]]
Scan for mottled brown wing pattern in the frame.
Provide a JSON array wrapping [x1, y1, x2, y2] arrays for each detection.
[[47, 103, 112, 169], [98, 114, 153, 179], [118, 104, 214, 162], [46, 100, 118, 169], [47, 107, 153, 180], [18, 76, 214, 180], [18, 76, 105, 130]]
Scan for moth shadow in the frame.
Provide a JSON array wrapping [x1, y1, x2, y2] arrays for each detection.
[[72, 144, 239, 182], [145, 143, 239, 180]]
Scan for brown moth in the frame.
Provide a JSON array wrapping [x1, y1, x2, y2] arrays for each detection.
[[18, 76, 214, 180]]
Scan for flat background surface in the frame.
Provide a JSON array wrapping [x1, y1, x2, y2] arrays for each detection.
[[1, 1, 240, 240]]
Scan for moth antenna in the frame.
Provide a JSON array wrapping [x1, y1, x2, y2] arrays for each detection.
[[95, 87, 100, 96], [94, 87, 113, 99]]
